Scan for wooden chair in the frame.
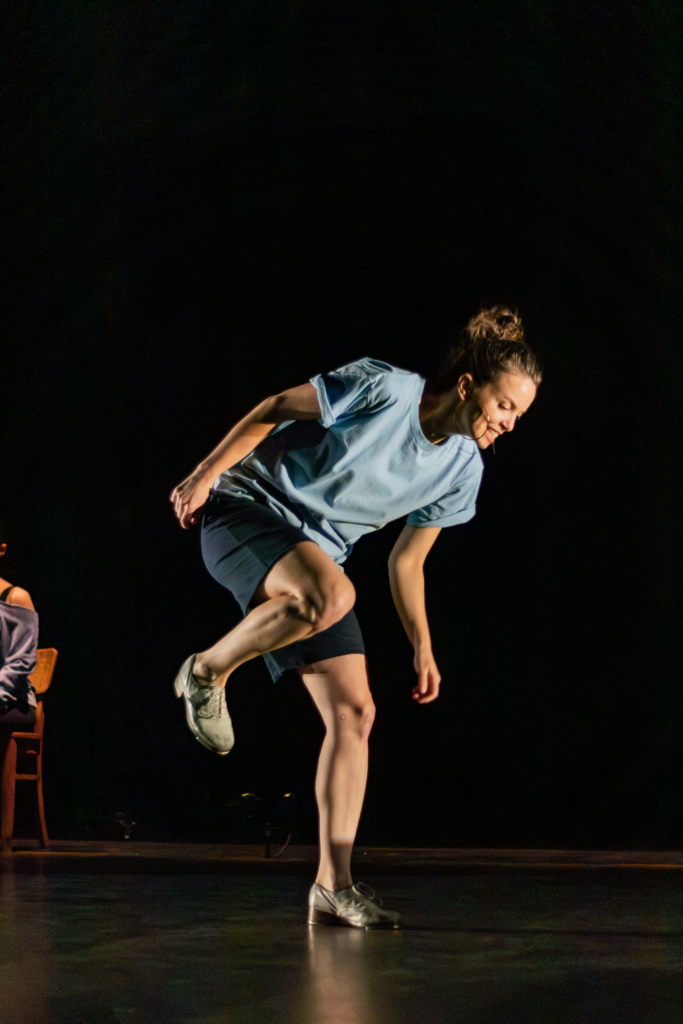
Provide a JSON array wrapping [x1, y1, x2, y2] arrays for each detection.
[[1, 648, 58, 851]]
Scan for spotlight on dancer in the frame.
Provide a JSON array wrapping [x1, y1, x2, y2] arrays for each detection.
[[170, 306, 541, 928]]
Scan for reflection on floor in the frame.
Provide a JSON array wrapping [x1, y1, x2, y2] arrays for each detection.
[[1, 873, 682, 1023]]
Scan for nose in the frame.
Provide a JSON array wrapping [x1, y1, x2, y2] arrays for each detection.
[[502, 414, 517, 432]]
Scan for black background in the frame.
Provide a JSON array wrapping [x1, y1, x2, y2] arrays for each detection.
[[3, 1, 682, 848]]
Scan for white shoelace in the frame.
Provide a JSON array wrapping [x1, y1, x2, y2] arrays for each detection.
[[209, 686, 229, 719], [193, 679, 229, 719]]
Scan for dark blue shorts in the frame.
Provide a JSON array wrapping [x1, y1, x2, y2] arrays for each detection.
[[201, 493, 365, 681]]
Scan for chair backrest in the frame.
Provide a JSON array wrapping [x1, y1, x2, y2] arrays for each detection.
[[28, 648, 58, 695]]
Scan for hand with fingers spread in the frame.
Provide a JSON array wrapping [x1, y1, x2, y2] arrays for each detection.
[[412, 643, 441, 704], [170, 468, 213, 529]]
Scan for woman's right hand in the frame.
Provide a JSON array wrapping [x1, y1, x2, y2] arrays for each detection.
[[168, 386, 321, 531], [170, 468, 214, 529]]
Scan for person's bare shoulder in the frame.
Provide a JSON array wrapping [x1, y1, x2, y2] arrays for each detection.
[[8, 587, 35, 611]]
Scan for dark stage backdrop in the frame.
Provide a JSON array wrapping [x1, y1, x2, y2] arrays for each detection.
[[3, 1, 682, 848]]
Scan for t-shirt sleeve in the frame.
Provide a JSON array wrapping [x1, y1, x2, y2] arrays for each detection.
[[406, 456, 483, 529], [310, 359, 389, 427]]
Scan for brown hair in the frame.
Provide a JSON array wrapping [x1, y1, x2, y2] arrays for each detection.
[[434, 305, 542, 393]]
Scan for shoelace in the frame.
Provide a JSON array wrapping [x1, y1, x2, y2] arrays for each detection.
[[192, 679, 229, 719], [208, 686, 228, 719]]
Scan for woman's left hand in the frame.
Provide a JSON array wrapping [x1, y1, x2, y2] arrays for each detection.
[[412, 645, 441, 703]]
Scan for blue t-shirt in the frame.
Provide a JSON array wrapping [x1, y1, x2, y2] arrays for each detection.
[[212, 358, 484, 564]]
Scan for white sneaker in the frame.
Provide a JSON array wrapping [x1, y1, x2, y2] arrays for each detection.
[[174, 655, 235, 755], [308, 882, 401, 929]]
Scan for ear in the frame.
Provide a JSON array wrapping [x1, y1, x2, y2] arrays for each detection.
[[0, 544, 6, 557], [457, 373, 473, 401]]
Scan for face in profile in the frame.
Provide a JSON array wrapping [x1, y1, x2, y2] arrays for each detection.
[[467, 371, 537, 449]]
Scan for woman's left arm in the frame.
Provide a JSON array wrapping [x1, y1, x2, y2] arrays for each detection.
[[387, 525, 442, 704]]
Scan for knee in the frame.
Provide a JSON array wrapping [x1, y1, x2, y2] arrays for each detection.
[[333, 696, 376, 744], [359, 698, 376, 741], [308, 575, 356, 633]]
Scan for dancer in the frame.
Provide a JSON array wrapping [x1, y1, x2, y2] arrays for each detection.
[[171, 306, 541, 928]]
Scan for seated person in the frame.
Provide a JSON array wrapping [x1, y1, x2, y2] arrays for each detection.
[[0, 538, 38, 743]]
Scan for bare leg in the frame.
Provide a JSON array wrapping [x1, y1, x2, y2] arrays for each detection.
[[299, 654, 375, 892], [193, 541, 355, 688]]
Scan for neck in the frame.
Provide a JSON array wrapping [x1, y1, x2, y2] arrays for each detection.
[[419, 384, 469, 443]]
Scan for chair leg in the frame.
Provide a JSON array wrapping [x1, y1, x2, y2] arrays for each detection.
[[1, 737, 18, 852], [36, 747, 49, 849]]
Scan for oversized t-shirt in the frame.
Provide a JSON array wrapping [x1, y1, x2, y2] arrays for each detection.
[[212, 358, 484, 564]]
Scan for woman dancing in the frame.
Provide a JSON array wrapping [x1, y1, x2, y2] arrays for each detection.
[[170, 306, 541, 928]]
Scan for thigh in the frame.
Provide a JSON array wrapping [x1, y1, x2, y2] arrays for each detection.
[[201, 494, 311, 614], [263, 608, 365, 682], [298, 654, 373, 723], [0, 707, 36, 763], [0, 706, 36, 732], [252, 540, 348, 607]]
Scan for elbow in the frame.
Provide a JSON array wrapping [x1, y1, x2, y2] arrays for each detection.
[[264, 393, 293, 424], [388, 552, 424, 577], [254, 395, 282, 424], [387, 551, 400, 577]]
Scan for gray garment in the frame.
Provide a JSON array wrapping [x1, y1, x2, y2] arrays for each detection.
[[0, 601, 38, 710]]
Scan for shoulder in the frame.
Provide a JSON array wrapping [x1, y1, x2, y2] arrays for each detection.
[[350, 358, 420, 402], [461, 438, 484, 470], [328, 357, 415, 380], [6, 588, 35, 611], [447, 439, 484, 485], [353, 357, 406, 375], [351, 357, 415, 381], [313, 358, 421, 424]]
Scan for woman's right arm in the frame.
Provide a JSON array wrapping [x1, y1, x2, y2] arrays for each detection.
[[170, 383, 321, 528]]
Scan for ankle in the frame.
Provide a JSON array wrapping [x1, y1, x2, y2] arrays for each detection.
[[192, 656, 224, 687], [316, 874, 353, 893]]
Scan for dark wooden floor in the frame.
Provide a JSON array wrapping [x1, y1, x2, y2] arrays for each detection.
[[1, 871, 683, 1023], [4, 841, 683, 874]]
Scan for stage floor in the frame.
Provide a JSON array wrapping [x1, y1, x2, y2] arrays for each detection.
[[1, 872, 682, 1023], [5, 840, 683, 874]]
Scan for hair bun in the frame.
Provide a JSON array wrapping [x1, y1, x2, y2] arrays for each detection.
[[436, 304, 541, 389], [465, 305, 524, 346]]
